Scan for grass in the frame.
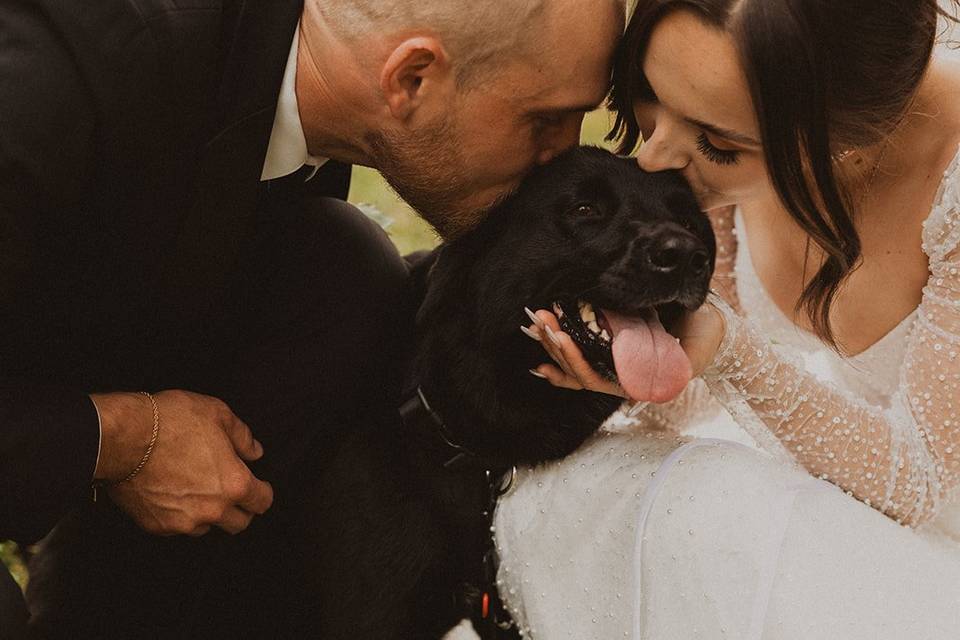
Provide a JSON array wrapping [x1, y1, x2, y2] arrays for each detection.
[[1, 541, 28, 589]]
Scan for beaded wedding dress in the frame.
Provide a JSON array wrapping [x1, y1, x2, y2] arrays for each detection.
[[491, 147, 960, 639]]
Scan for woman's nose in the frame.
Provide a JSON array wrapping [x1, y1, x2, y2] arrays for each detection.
[[635, 125, 689, 173]]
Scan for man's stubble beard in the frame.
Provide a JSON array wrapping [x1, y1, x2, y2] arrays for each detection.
[[366, 115, 484, 239]]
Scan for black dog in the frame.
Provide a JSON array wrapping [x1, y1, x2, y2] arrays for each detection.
[[285, 146, 716, 639]]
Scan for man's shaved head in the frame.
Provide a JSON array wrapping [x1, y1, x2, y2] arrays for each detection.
[[297, 0, 626, 237], [315, 0, 548, 85]]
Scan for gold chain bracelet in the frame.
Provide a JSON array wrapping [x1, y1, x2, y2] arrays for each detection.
[[117, 391, 161, 484], [92, 391, 161, 502]]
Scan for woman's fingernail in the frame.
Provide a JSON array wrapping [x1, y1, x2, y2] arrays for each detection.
[[524, 307, 544, 328], [520, 325, 541, 341], [529, 369, 548, 379], [545, 325, 563, 348]]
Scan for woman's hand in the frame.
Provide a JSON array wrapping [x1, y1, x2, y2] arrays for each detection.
[[670, 302, 726, 378], [524, 307, 627, 398], [523, 301, 727, 398]]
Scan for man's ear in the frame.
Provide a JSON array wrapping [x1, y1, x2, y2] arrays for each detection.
[[380, 37, 452, 121]]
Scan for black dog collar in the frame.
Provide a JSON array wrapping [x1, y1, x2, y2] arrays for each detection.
[[397, 384, 519, 637], [398, 385, 478, 471]]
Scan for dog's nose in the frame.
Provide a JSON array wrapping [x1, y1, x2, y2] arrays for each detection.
[[645, 229, 710, 278]]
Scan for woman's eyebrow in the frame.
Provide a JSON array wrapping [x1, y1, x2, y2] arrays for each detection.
[[687, 117, 761, 147]]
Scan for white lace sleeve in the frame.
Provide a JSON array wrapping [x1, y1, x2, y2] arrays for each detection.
[[612, 378, 717, 432], [707, 205, 741, 313], [701, 160, 960, 526]]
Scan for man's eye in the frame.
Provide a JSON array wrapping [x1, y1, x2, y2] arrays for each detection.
[[534, 113, 564, 128]]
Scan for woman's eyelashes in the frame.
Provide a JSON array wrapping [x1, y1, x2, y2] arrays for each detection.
[[696, 132, 741, 166]]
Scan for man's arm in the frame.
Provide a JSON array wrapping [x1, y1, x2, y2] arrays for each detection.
[[0, 1, 273, 543], [0, 0, 102, 544], [0, 389, 100, 543]]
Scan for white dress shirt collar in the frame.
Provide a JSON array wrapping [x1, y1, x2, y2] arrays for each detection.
[[260, 22, 328, 181]]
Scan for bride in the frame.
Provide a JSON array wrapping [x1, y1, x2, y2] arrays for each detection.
[[497, 0, 960, 637]]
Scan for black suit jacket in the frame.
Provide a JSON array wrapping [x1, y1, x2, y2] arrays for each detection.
[[0, 0, 351, 543]]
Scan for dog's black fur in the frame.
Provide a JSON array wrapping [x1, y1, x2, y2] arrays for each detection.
[[287, 147, 716, 638]]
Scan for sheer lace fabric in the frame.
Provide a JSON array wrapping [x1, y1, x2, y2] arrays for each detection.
[[701, 147, 960, 526], [490, 148, 960, 640]]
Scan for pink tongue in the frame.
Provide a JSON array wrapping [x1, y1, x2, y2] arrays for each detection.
[[604, 308, 692, 403]]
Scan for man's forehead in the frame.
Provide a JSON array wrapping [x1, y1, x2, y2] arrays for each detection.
[[510, 0, 623, 109]]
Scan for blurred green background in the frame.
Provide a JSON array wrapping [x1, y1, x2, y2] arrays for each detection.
[[0, 108, 618, 590], [347, 109, 617, 255]]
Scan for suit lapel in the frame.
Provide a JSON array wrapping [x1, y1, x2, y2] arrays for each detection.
[[162, 0, 304, 330], [213, 0, 305, 140]]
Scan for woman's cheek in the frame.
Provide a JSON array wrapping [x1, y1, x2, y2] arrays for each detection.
[[689, 162, 741, 209], [730, 156, 773, 201]]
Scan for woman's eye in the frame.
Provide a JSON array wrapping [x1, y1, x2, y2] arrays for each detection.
[[696, 132, 741, 166]]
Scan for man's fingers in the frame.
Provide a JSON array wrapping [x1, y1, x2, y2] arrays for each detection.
[[187, 525, 212, 537], [221, 411, 264, 462], [237, 476, 274, 515], [217, 507, 255, 535]]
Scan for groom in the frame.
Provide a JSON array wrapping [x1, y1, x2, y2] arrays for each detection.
[[1, 0, 624, 636]]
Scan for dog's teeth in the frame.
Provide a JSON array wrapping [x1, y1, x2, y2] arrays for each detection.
[[600, 329, 611, 342], [553, 302, 564, 317], [579, 302, 596, 324], [588, 320, 601, 334]]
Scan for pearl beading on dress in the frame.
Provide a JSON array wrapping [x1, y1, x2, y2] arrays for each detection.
[[701, 147, 960, 527]]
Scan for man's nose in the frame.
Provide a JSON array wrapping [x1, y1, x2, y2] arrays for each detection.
[[635, 122, 689, 172], [536, 112, 586, 165]]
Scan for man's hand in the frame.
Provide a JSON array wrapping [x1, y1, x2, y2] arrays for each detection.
[[91, 390, 274, 536]]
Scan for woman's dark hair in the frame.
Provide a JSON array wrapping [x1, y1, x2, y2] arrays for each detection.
[[609, 0, 959, 350]]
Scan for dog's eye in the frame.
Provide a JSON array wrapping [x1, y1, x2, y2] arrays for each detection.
[[572, 203, 600, 217]]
